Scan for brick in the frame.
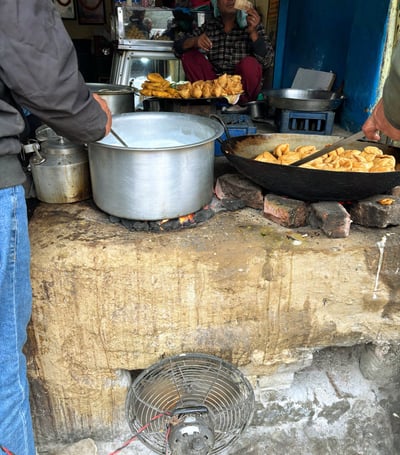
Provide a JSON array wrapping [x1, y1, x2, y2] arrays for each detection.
[[263, 194, 309, 228], [215, 173, 264, 209], [309, 202, 351, 238], [390, 186, 400, 198], [349, 195, 400, 228]]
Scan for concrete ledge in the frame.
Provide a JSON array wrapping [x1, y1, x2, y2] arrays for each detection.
[[27, 201, 400, 443]]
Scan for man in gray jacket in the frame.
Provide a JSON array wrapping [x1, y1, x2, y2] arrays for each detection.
[[0, 1, 112, 454]]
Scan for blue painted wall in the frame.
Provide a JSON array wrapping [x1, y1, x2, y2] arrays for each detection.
[[273, 0, 391, 132]]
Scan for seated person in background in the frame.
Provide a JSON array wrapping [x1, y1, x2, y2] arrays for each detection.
[[173, 0, 274, 105], [143, 17, 153, 38], [127, 10, 150, 39]]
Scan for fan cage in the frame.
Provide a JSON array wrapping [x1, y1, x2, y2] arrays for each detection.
[[126, 353, 255, 454]]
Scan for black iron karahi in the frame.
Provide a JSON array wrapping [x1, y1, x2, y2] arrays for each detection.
[[221, 133, 400, 201]]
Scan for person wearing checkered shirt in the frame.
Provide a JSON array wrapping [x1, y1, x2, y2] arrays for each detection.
[[173, 0, 274, 106]]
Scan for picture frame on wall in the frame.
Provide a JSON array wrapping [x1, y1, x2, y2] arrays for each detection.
[[54, 0, 76, 20], [77, 0, 106, 25]]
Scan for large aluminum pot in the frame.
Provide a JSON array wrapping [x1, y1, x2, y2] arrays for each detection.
[[87, 83, 135, 114], [88, 112, 224, 220]]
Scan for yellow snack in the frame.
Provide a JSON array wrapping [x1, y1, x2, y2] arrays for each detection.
[[179, 88, 191, 99], [254, 151, 279, 163], [191, 87, 203, 98], [294, 145, 317, 157], [274, 143, 290, 158], [202, 83, 213, 98], [252, 143, 396, 173], [141, 73, 243, 100], [234, 0, 252, 10], [370, 155, 396, 172], [217, 73, 228, 88], [212, 82, 223, 98], [280, 154, 302, 165], [147, 73, 165, 83], [378, 198, 395, 205], [142, 81, 170, 90]]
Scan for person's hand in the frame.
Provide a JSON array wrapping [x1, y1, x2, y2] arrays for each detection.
[[93, 93, 112, 137], [196, 33, 212, 52], [362, 98, 400, 141], [246, 7, 261, 37]]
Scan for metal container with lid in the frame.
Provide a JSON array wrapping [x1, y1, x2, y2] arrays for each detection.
[[29, 135, 91, 203], [87, 83, 135, 114]]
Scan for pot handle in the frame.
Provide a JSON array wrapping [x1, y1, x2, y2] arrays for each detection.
[[209, 114, 232, 142], [209, 114, 236, 155], [22, 140, 46, 165]]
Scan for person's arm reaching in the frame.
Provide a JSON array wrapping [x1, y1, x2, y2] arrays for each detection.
[[0, 0, 111, 144]]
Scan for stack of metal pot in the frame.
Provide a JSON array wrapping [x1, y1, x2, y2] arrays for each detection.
[[27, 83, 135, 204]]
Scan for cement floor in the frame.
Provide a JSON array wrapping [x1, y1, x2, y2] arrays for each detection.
[[38, 345, 400, 455]]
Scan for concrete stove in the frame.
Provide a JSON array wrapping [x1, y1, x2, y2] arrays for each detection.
[[27, 196, 400, 447]]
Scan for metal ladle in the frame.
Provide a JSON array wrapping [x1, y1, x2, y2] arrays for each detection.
[[290, 131, 365, 166], [110, 128, 129, 147]]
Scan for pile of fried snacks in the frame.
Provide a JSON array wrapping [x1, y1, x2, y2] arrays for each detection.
[[254, 143, 396, 172], [140, 73, 243, 99], [140, 73, 180, 98]]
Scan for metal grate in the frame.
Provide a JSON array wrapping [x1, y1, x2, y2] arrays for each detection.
[[125, 353, 254, 454]]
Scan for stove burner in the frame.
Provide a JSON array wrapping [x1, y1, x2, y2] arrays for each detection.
[[108, 196, 246, 232]]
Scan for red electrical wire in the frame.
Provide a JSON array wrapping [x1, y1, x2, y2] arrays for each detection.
[[0, 446, 15, 455], [164, 425, 172, 455], [108, 412, 171, 455]]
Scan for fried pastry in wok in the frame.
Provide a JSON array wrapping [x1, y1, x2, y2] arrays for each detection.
[[254, 151, 279, 164], [254, 143, 396, 172]]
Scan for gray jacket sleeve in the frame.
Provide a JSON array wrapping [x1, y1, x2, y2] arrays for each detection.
[[0, 0, 107, 144], [383, 43, 400, 130]]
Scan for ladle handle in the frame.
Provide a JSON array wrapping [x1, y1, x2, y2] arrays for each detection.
[[290, 131, 365, 166], [110, 128, 129, 147], [209, 114, 232, 140]]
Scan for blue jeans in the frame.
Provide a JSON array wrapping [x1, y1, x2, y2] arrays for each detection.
[[0, 185, 35, 454]]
